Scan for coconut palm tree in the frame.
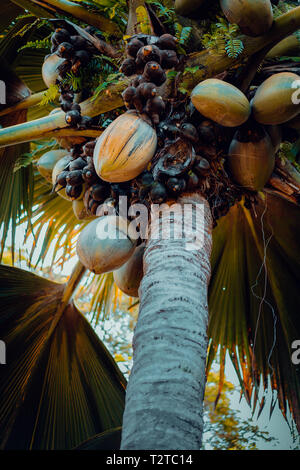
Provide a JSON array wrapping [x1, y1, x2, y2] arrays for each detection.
[[0, 0, 299, 450]]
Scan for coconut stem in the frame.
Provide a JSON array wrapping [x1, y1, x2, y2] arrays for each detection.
[[0, 78, 128, 148], [0, 112, 67, 148], [31, 0, 121, 35], [61, 260, 86, 307], [0, 91, 45, 118], [46, 260, 86, 339], [238, 45, 274, 94], [44, 128, 102, 139]]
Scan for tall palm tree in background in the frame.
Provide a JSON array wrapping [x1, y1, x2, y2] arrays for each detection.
[[0, 0, 299, 450]]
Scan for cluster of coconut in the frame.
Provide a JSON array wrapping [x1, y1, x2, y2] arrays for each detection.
[[37, 8, 300, 298], [190, 72, 300, 191], [78, 70, 299, 288], [115, 33, 215, 203], [42, 25, 96, 128], [38, 140, 111, 218], [38, 143, 145, 297], [120, 33, 180, 124]]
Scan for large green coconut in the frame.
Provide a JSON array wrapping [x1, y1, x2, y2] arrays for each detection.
[[37, 149, 68, 183], [220, 0, 273, 37], [42, 54, 65, 88], [267, 35, 300, 59], [76, 216, 137, 274], [252, 72, 300, 125], [191, 79, 251, 127], [113, 243, 145, 297], [227, 123, 275, 191]]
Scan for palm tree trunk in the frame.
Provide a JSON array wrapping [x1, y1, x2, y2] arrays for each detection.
[[121, 193, 213, 450]]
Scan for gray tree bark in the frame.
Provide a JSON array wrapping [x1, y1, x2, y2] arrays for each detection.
[[121, 192, 213, 450]]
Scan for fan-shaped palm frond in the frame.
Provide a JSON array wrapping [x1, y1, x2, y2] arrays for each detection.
[[0, 67, 33, 262], [208, 191, 300, 430], [75, 427, 122, 450], [0, 16, 58, 262], [0, 263, 126, 450]]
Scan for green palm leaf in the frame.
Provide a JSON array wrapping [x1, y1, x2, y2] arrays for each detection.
[[0, 263, 126, 449], [208, 191, 300, 429]]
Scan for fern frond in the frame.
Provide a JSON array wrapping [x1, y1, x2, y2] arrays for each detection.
[[204, 16, 244, 58], [18, 35, 51, 52], [215, 37, 226, 54], [225, 38, 244, 58], [40, 85, 59, 107], [272, 0, 294, 18], [146, 1, 176, 27], [174, 22, 182, 40], [180, 27, 192, 45], [93, 72, 122, 100]]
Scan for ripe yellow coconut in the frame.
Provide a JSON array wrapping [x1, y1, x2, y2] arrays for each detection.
[[93, 111, 157, 183]]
